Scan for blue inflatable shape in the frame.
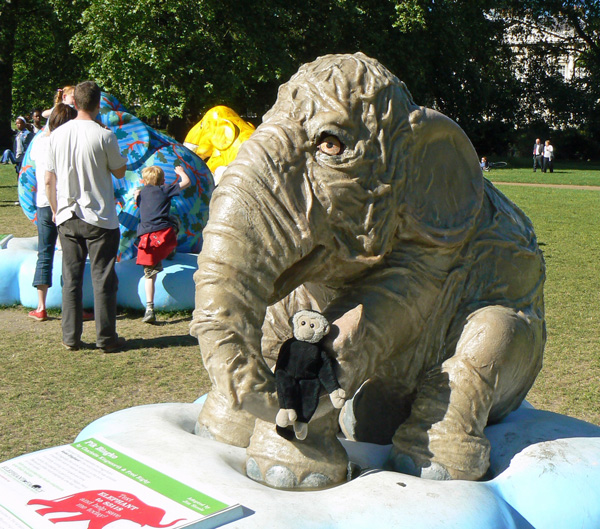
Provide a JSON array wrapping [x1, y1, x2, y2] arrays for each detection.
[[17, 93, 214, 262], [0, 236, 196, 310]]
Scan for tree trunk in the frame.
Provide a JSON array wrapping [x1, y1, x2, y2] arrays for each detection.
[[0, 1, 17, 150]]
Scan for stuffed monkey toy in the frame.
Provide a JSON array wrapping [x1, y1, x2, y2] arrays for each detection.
[[275, 310, 346, 440]]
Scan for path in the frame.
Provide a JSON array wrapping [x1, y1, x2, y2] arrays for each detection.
[[494, 181, 600, 191]]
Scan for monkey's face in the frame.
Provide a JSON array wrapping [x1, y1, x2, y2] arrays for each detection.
[[292, 311, 330, 344]]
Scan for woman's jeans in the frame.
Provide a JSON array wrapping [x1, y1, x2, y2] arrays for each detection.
[[33, 206, 58, 287]]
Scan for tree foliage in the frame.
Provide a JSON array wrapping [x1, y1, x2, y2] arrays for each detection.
[[387, 0, 520, 153], [497, 0, 600, 155], [0, 0, 86, 149], [3, 0, 600, 156]]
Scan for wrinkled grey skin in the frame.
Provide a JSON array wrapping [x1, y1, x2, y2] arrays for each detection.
[[190, 53, 545, 488]]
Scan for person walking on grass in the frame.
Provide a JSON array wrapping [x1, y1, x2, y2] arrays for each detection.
[[543, 139, 554, 173], [46, 81, 128, 353], [532, 138, 544, 172], [14, 116, 33, 175], [134, 165, 190, 324]]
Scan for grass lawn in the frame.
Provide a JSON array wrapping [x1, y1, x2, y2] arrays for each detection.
[[494, 184, 600, 424], [1, 162, 599, 463], [485, 157, 600, 186]]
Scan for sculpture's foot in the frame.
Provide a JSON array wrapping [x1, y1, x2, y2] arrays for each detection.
[[388, 363, 492, 481], [387, 451, 453, 480], [387, 425, 490, 481], [195, 390, 256, 448], [246, 415, 349, 490]]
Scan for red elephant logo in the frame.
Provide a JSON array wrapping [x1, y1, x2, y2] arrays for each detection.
[[27, 489, 185, 529]]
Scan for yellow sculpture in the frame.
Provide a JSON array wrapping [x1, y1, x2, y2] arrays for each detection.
[[183, 106, 255, 184]]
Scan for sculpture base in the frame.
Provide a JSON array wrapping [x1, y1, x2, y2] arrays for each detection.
[[67, 399, 600, 528]]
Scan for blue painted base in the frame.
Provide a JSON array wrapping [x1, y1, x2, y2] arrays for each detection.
[[0, 236, 196, 310], [69, 399, 600, 529]]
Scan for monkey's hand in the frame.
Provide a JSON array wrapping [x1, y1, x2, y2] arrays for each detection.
[[329, 388, 346, 409], [276, 408, 297, 428]]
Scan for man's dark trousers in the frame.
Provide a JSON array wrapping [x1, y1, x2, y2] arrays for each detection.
[[58, 216, 120, 348]]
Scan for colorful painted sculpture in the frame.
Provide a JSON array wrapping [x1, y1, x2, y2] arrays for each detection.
[[183, 106, 255, 184], [17, 93, 214, 262]]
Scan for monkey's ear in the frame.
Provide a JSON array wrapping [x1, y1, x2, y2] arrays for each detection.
[[291, 311, 303, 331]]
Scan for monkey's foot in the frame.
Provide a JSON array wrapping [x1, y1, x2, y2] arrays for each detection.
[[246, 417, 349, 490], [195, 390, 256, 448]]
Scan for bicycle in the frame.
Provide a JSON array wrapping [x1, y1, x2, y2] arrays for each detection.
[[483, 161, 508, 171]]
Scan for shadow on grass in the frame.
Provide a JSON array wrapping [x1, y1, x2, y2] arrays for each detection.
[[77, 334, 197, 353], [124, 334, 197, 350], [115, 314, 192, 326]]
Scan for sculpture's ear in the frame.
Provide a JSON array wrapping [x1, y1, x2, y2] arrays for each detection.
[[212, 119, 239, 152], [403, 108, 483, 246]]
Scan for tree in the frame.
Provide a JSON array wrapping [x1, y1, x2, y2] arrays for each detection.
[[0, 0, 20, 149], [5, 0, 599, 158], [0, 0, 86, 149], [70, 0, 310, 132], [387, 0, 521, 155], [68, 0, 402, 135], [12, 1, 86, 115], [495, 1, 600, 156]]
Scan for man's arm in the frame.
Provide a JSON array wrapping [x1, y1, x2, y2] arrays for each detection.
[[111, 165, 126, 179], [45, 170, 58, 220], [105, 131, 128, 179]]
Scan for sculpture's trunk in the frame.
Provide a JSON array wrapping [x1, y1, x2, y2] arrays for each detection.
[[190, 124, 313, 421]]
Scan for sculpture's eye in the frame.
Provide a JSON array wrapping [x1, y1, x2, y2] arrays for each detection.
[[301, 321, 306, 326], [317, 135, 345, 156], [310, 323, 315, 328]]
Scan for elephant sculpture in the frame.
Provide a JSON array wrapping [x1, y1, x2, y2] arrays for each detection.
[[190, 53, 545, 489], [183, 105, 255, 185]]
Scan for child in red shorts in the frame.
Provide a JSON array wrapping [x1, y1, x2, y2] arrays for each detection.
[[134, 165, 190, 323]]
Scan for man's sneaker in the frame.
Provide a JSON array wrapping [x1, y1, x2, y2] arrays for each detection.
[[99, 336, 126, 354], [28, 309, 48, 321], [142, 308, 156, 324]]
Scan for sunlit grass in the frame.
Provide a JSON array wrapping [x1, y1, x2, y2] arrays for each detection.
[[495, 185, 600, 425], [1, 162, 599, 464]]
